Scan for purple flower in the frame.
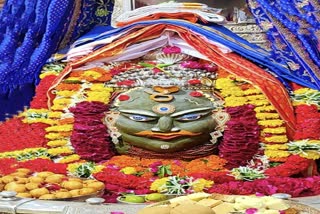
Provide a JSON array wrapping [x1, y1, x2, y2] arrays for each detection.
[[179, 179, 187, 184]]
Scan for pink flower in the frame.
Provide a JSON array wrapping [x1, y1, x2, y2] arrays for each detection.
[[149, 161, 163, 173], [203, 63, 218, 72], [181, 61, 202, 69], [245, 208, 258, 214], [255, 192, 264, 197], [162, 46, 181, 54]]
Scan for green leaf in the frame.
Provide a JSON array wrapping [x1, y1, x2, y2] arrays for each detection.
[[139, 62, 155, 68]]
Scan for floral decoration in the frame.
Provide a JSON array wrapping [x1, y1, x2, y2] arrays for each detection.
[[162, 46, 181, 54], [219, 105, 260, 169], [70, 101, 115, 162]]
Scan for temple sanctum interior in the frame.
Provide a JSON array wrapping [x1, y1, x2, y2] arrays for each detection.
[[0, 0, 319, 213]]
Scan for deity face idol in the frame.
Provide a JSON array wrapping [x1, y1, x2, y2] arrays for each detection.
[[111, 87, 218, 153]]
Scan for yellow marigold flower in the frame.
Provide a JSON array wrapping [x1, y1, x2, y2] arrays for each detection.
[[292, 101, 305, 106], [67, 163, 82, 173], [45, 133, 64, 140], [47, 140, 68, 147], [262, 127, 286, 134], [248, 99, 270, 106], [90, 84, 113, 92], [256, 113, 280, 120], [258, 120, 284, 127], [120, 167, 137, 175], [246, 95, 266, 101], [243, 88, 262, 95], [90, 83, 105, 90], [221, 88, 244, 97], [48, 147, 73, 156], [308, 140, 320, 144], [265, 144, 288, 150], [39, 72, 58, 79], [150, 177, 169, 192], [224, 96, 248, 107], [83, 70, 102, 79], [92, 165, 105, 174], [265, 135, 288, 143], [299, 151, 320, 160], [215, 78, 235, 89], [45, 124, 73, 132], [48, 112, 63, 118], [58, 154, 81, 163], [86, 92, 111, 103], [53, 98, 71, 105], [254, 105, 276, 112], [56, 90, 76, 97], [66, 77, 81, 81], [191, 178, 214, 192], [23, 118, 54, 125], [51, 98, 72, 110], [264, 150, 290, 158]]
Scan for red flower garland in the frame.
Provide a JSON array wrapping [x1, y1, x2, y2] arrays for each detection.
[[94, 167, 153, 195], [0, 158, 67, 175], [294, 104, 320, 140], [30, 75, 57, 109], [0, 118, 49, 152], [219, 105, 260, 169], [70, 101, 115, 162], [265, 155, 311, 177], [208, 176, 320, 197]]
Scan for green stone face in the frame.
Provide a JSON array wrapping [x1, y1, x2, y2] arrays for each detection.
[[112, 88, 218, 153]]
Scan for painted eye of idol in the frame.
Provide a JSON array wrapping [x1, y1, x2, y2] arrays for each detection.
[[176, 112, 209, 121], [121, 109, 212, 123], [127, 114, 156, 122]]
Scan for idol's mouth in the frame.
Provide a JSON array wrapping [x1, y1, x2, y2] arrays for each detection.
[[134, 130, 202, 140]]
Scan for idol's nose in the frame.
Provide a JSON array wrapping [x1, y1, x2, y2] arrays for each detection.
[[151, 116, 180, 132]]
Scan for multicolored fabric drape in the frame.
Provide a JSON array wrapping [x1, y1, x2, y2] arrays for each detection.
[[0, 0, 114, 121], [247, 0, 320, 90], [49, 20, 297, 137]]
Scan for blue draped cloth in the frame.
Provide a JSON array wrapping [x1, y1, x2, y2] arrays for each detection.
[[247, 0, 320, 90], [65, 19, 308, 90], [0, 0, 114, 121]]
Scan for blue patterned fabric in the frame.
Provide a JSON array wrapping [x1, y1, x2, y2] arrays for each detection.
[[247, 0, 320, 90], [0, 0, 114, 121], [65, 19, 298, 90]]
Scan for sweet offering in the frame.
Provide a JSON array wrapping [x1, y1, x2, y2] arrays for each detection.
[[138, 193, 314, 214], [0, 168, 104, 200]]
